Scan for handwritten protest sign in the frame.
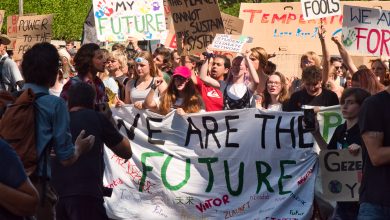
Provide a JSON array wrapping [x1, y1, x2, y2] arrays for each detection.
[[104, 107, 317, 219], [7, 15, 19, 49], [13, 14, 53, 60], [320, 149, 362, 201], [211, 34, 250, 53], [221, 13, 244, 35], [342, 5, 390, 57], [0, 10, 5, 31], [301, 0, 341, 20], [239, 1, 390, 55], [168, 0, 224, 55], [93, 0, 166, 42]]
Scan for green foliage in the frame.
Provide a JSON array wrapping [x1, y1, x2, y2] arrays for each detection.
[[0, 0, 92, 40]]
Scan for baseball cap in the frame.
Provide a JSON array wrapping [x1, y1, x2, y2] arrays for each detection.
[[172, 66, 191, 79]]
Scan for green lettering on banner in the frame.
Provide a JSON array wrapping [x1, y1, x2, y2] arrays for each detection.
[[139, 152, 164, 192], [162, 155, 191, 191], [224, 160, 244, 196], [255, 161, 274, 193], [198, 157, 218, 192], [278, 160, 296, 195], [322, 112, 342, 142], [98, 17, 108, 35]]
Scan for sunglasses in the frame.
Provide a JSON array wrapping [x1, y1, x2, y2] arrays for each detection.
[[135, 57, 145, 63]]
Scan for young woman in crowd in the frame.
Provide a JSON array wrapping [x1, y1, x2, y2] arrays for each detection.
[[249, 47, 268, 94], [261, 72, 289, 111], [106, 50, 129, 101], [123, 51, 167, 109], [311, 88, 371, 220], [351, 68, 384, 95], [144, 66, 203, 115]]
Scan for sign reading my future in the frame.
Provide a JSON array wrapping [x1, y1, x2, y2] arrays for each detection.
[[103, 107, 318, 219], [342, 5, 390, 56], [93, 0, 166, 42]]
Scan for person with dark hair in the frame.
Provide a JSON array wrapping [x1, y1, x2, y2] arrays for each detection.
[[357, 85, 390, 219], [352, 68, 384, 95], [0, 34, 24, 92], [111, 43, 126, 52], [153, 46, 172, 83], [286, 65, 339, 111], [61, 43, 108, 104], [52, 82, 132, 220], [197, 52, 230, 111], [21, 42, 95, 220], [262, 72, 289, 111], [311, 88, 371, 219], [264, 60, 276, 75]]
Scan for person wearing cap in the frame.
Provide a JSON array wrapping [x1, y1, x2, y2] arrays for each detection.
[[0, 34, 24, 92], [144, 66, 204, 115]]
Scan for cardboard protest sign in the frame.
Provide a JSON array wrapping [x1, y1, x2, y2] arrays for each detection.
[[168, 0, 224, 55], [13, 14, 53, 60], [92, 0, 166, 42], [239, 1, 390, 55], [301, 0, 341, 20], [342, 5, 390, 57], [7, 15, 19, 50], [104, 107, 317, 219], [221, 12, 244, 35], [211, 34, 250, 53], [0, 10, 5, 31], [320, 149, 362, 201]]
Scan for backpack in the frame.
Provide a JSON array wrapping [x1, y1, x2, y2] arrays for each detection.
[[0, 89, 46, 176]]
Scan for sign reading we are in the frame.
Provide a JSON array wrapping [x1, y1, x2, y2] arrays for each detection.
[[167, 0, 224, 54], [93, 0, 166, 42], [342, 5, 390, 57]]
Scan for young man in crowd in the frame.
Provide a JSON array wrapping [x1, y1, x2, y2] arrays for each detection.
[[0, 34, 24, 92], [194, 54, 231, 111], [21, 42, 95, 220], [52, 82, 132, 220], [358, 84, 390, 218], [286, 65, 339, 111], [153, 46, 172, 83]]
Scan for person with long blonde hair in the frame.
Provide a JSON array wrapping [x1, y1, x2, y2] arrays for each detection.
[[144, 66, 203, 115], [123, 51, 167, 109]]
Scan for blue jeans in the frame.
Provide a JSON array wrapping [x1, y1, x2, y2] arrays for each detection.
[[358, 202, 390, 220]]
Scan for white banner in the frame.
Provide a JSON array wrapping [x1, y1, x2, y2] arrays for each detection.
[[211, 34, 250, 53], [93, 0, 166, 42], [300, 0, 341, 21], [104, 107, 319, 219], [342, 5, 390, 56]]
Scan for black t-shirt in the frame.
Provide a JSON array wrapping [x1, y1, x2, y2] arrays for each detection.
[[51, 109, 123, 199], [285, 88, 339, 111], [358, 90, 390, 205], [327, 123, 362, 150]]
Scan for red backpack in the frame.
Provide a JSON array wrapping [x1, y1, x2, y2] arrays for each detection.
[[0, 89, 46, 176]]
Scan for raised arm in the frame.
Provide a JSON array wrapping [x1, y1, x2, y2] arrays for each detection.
[[319, 24, 331, 84], [332, 36, 358, 74], [245, 51, 260, 93], [199, 58, 221, 88]]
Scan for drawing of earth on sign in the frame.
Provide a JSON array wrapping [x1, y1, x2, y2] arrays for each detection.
[[328, 180, 342, 194]]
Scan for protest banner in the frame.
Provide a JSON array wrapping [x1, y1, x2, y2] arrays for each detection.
[[92, 0, 166, 42], [221, 13, 244, 35], [211, 34, 250, 53], [7, 15, 19, 50], [342, 5, 390, 57], [0, 10, 5, 31], [301, 0, 341, 21], [168, 0, 224, 55], [13, 14, 53, 60], [104, 107, 318, 219], [239, 1, 390, 55], [320, 149, 362, 201]]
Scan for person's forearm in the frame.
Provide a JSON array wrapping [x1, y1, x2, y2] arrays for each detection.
[[144, 89, 158, 110], [336, 42, 358, 74], [245, 56, 260, 92], [312, 131, 328, 150], [320, 38, 331, 84], [0, 182, 39, 216], [60, 147, 80, 166]]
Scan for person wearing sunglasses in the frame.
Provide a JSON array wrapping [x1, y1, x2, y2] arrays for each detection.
[[123, 51, 167, 109], [144, 66, 204, 115]]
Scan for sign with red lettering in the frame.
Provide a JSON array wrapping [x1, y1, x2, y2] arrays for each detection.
[[301, 0, 341, 21], [342, 5, 390, 57], [320, 149, 362, 201], [239, 1, 390, 55], [7, 15, 19, 50], [0, 10, 5, 31]]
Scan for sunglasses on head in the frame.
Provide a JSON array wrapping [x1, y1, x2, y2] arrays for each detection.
[[135, 57, 145, 63]]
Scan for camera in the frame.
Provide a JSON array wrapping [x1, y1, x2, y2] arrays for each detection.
[[303, 107, 316, 131], [202, 52, 215, 59]]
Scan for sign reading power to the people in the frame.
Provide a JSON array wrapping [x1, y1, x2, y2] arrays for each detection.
[[301, 0, 341, 20]]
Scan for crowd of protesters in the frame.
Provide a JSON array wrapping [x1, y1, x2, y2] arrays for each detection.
[[0, 19, 389, 220]]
